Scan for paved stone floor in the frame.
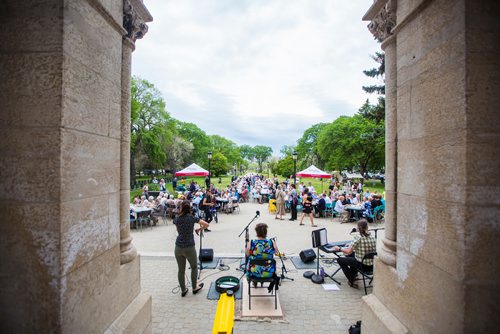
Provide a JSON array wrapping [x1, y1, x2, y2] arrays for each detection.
[[134, 201, 385, 334]]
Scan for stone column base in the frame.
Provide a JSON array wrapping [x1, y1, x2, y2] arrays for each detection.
[[104, 292, 152, 334], [361, 294, 408, 334]]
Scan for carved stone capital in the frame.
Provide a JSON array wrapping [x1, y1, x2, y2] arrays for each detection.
[[123, 0, 153, 42], [363, 0, 397, 43]]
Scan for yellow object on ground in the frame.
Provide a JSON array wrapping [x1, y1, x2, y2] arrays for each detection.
[[268, 199, 277, 213], [212, 291, 235, 334]]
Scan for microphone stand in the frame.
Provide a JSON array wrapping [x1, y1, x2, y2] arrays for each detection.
[[197, 228, 206, 279], [272, 237, 293, 283], [237, 211, 260, 275]]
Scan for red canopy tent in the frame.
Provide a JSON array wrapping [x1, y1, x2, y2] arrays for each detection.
[[174, 163, 209, 177], [296, 165, 331, 179]]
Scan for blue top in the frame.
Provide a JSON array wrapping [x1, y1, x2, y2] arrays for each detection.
[[247, 239, 275, 278]]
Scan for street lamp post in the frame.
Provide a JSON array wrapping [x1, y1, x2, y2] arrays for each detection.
[[292, 150, 297, 186], [234, 163, 237, 178], [208, 151, 212, 185]]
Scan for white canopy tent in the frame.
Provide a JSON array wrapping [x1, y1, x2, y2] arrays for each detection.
[[174, 163, 209, 177], [296, 165, 331, 179]]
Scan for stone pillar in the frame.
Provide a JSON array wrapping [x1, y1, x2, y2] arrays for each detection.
[[361, 0, 500, 333], [120, 38, 136, 264], [0, 0, 152, 332], [119, 0, 152, 265], [367, 0, 398, 267]]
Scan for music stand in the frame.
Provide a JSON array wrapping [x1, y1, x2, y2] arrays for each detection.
[[310, 228, 328, 284], [309, 228, 342, 285]]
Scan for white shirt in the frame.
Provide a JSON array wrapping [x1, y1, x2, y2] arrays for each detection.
[[334, 200, 345, 213]]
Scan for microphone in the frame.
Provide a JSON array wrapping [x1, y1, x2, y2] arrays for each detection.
[[256, 210, 260, 216], [350, 227, 357, 234]]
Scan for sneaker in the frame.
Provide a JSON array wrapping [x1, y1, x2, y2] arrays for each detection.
[[205, 229, 212, 232]]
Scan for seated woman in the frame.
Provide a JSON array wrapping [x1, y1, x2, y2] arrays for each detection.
[[334, 219, 377, 288], [246, 223, 278, 279]]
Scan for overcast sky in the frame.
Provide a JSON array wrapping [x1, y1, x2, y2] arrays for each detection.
[[132, 0, 381, 156]]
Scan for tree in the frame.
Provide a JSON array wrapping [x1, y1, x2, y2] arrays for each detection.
[[279, 145, 295, 157], [164, 135, 194, 174], [360, 52, 386, 124], [295, 123, 327, 170], [239, 144, 255, 161], [274, 156, 295, 178], [130, 76, 172, 183], [362, 52, 385, 95], [317, 115, 385, 176], [358, 97, 385, 124], [210, 151, 228, 177], [175, 121, 212, 170], [210, 135, 240, 165], [252, 145, 273, 173]]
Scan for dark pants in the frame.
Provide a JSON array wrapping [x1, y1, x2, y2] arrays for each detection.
[[337, 254, 372, 283], [174, 245, 198, 291], [291, 203, 297, 220], [203, 207, 213, 223]]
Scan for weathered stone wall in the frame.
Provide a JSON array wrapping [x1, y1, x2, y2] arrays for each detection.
[[463, 0, 500, 330], [0, 1, 65, 330], [362, 0, 500, 332], [0, 0, 151, 332]]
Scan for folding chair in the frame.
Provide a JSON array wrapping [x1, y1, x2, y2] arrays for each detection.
[[247, 258, 278, 310], [357, 252, 377, 295], [321, 202, 333, 218], [373, 205, 385, 224], [232, 199, 240, 214]]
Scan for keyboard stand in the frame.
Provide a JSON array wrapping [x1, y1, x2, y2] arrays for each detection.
[[320, 241, 352, 285]]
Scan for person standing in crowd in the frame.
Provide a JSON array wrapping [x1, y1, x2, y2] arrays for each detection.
[[275, 184, 286, 220], [142, 182, 149, 197], [159, 178, 166, 192], [288, 184, 298, 221], [201, 189, 214, 231], [298, 188, 317, 227], [334, 219, 376, 288], [205, 175, 210, 189], [172, 177, 178, 191], [174, 200, 210, 297]]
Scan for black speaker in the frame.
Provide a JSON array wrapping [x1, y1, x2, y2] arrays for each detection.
[[299, 249, 316, 263], [199, 248, 214, 262]]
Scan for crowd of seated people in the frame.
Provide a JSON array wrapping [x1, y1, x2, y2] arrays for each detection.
[[129, 173, 385, 229]]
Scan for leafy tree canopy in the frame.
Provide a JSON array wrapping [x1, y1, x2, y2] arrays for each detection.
[[317, 115, 384, 176], [295, 123, 327, 170], [210, 151, 228, 177], [253, 145, 273, 173]]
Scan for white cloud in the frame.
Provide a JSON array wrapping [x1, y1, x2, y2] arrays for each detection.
[[133, 0, 380, 154]]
